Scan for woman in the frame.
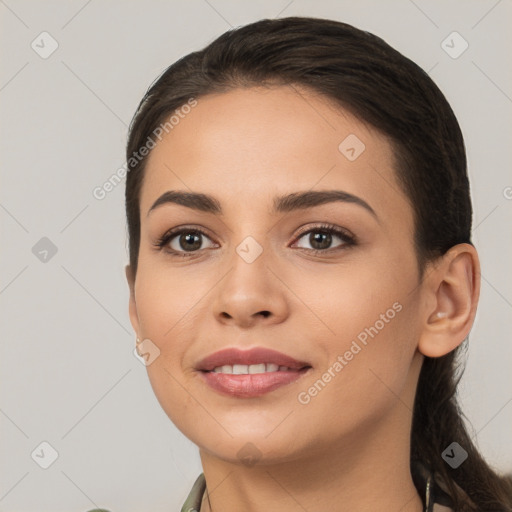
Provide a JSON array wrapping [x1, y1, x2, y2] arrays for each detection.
[[92, 16, 512, 512]]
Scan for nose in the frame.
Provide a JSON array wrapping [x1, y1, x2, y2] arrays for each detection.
[[212, 245, 289, 329]]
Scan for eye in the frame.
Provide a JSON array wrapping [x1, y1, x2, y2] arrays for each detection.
[[292, 223, 356, 254], [154, 223, 356, 258], [153, 227, 217, 256]]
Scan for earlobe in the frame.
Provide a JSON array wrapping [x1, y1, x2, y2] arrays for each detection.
[[418, 243, 481, 358], [125, 264, 140, 336]]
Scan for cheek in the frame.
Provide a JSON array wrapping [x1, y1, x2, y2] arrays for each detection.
[[293, 302, 420, 446], [295, 252, 421, 422], [333, 266, 420, 391], [134, 260, 206, 341], [133, 264, 211, 426], [289, 249, 414, 344]]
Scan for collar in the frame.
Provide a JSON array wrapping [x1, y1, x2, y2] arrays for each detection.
[[180, 461, 455, 512]]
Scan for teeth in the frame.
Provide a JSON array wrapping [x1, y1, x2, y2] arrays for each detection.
[[233, 364, 247, 375], [212, 363, 292, 374], [249, 363, 266, 374]]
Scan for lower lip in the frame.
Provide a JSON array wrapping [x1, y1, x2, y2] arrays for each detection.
[[199, 368, 311, 398]]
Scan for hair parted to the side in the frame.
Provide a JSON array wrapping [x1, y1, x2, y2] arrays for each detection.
[[125, 16, 512, 511]]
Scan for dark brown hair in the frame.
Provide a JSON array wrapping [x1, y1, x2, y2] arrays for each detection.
[[125, 16, 512, 510]]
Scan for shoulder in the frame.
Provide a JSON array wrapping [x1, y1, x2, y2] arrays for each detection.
[[84, 474, 207, 512]]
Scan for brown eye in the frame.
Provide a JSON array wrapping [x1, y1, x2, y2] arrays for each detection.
[[175, 232, 203, 252], [155, 227, 216, 256], [293, 224, 355, 254]]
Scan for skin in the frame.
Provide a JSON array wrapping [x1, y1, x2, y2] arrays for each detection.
[[125, 85, 480, 512]]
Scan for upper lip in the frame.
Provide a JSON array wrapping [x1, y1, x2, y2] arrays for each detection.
[[196, 347, 312, 372]]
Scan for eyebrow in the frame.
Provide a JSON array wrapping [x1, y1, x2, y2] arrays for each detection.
[[147, 189, 378, 220]]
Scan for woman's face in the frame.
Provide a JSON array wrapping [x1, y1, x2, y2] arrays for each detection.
[[127, 85, 426, 464]]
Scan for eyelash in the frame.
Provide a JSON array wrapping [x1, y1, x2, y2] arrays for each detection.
[[153, 223, 356, 258]]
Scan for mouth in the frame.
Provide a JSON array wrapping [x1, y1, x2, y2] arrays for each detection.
[[195, 347, 312, 398]]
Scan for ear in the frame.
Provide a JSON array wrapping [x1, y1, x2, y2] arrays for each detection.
[[125, 264, 140, 337], [417, 243, 481, 358]]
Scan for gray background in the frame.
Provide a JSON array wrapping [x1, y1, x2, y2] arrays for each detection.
[[1, 1, 511, 511]]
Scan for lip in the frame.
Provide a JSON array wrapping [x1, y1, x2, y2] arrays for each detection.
[[195, 347, 312, 399], [199, 367, 311, 398], [196, 347, 311, 372]]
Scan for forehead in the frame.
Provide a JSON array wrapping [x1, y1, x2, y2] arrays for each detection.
[[139, 85, 411, 223]]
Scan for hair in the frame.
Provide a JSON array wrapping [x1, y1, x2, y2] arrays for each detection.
[[125, 16, 512, 510]]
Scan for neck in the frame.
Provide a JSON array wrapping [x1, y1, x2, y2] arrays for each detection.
[[198, 404, 424, 512]]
